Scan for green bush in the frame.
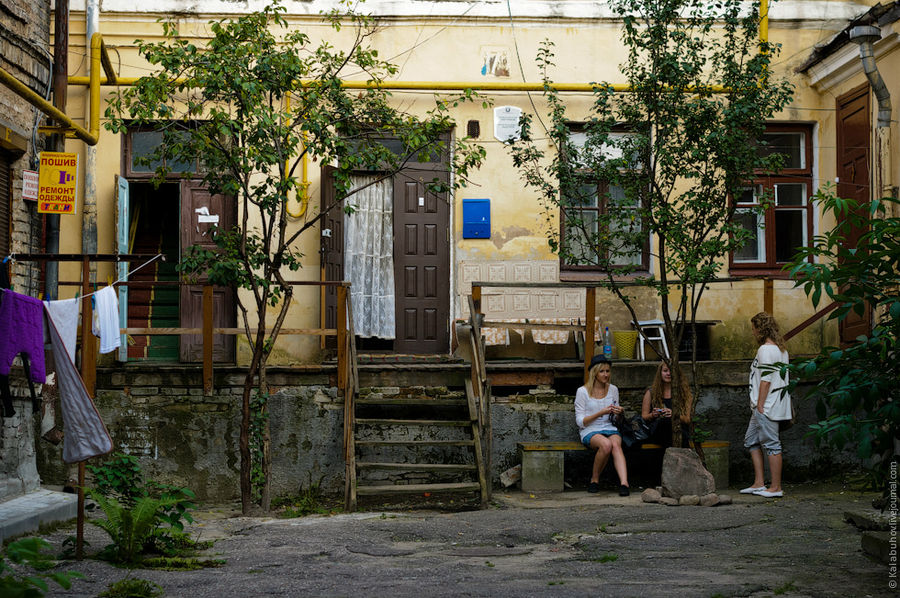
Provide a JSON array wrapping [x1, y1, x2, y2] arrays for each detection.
[[787, 189, 900, 493], [0, 537, 83, 597], [87, 453, 200, 563]]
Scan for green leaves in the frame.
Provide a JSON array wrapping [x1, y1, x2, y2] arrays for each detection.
[[786, 188, 900, 492]]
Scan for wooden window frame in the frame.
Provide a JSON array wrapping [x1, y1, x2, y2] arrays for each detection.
[[729, 123, 815, 277], [122, 125, 201, 180], [559, 126, 650, 278]]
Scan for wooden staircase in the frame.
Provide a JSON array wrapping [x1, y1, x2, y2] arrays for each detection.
[[343, 297, 491, 510]]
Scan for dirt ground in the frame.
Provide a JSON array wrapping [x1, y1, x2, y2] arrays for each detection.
[[29, 482, 895, 598]]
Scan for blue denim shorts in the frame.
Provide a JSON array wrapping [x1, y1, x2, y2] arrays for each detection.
[[582, 430, 620, 447], [743, 410, 782, 455]]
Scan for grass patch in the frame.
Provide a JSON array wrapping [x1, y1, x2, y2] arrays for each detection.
[[774, 581, 798, 595], [273, 476, 339, 518], [590, 553, 618, 563], [99, 577, 164, 597], [140, 556, 226, 570]]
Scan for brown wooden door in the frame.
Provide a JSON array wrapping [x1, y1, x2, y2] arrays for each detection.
[[836, 84, 871, 343], [321, 166, 342, 346], [392, 167, 450, 354], [179, 181, 236, 362]]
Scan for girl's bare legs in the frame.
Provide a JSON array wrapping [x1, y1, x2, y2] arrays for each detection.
[[748, 447, 766, 488], [589, 435, 612, 483], [609, 434, 629, 487]]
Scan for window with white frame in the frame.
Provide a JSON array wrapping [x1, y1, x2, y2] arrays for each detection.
[[731, 125, 814, 274], [561, 129, 648, 272]]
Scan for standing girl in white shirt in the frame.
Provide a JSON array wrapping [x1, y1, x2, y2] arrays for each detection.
[[741, 312, 792, 498]]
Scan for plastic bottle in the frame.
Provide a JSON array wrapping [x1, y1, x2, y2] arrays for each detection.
[[603, 327, 613, 360]]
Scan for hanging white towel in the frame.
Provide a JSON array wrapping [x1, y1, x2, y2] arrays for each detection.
[[44, 306, 113, 463], [92, 286, 121, 354], [44, 297, 79, 363]]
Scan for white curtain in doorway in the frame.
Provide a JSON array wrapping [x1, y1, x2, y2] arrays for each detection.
[[344, 175, 395, 338]]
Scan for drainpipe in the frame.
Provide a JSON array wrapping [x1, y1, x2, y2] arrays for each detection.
[[46, 0, 69, 301], [82, 0, 99, 262], [849, 25, 895, 215]]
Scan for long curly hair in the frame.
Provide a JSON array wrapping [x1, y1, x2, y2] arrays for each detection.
[[649, 362, 693, 415], [751, 311, 786, 352]]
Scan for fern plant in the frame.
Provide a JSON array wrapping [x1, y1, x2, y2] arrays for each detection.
[[88, 490, 180, 563]]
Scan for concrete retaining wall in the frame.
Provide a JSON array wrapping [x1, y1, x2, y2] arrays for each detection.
[[34, 363, 854, 501]]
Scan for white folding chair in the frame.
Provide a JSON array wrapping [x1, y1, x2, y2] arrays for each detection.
[[632, 319, 670, 360]]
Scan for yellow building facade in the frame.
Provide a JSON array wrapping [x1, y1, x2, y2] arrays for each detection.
[[52, 0, 898, 365]]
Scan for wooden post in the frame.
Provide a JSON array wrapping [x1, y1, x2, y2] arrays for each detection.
[[80, 257, 96, 396], [764, 278, 774, 315], [202, 284, 213, 395], [471, 284, 482, 316], [77, 257, 92, 560], [75, 461, 85, 559], [584, 287, 596, 384], [336, 285, 347, 392]]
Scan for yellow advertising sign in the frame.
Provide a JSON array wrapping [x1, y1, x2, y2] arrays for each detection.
[[38, 151, 79, 215]]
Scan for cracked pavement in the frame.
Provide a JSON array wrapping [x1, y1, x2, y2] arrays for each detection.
[[38, 484, 891, 597]]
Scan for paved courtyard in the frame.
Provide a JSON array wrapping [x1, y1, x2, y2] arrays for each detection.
[[28, 484, 895, 597]]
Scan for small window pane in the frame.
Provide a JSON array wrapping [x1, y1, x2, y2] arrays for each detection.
[[775, 183, 805, 206], [738, 185, 762, 205], [131, 131, 164, 172], [733, 210, 763, 262], [759, 132, 805, 169], [775, 209, 805, 262], [609, 209, 642, 266], [565, 209, 600, 265]]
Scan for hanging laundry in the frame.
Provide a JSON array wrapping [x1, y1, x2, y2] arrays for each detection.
[[44, 297, 79, 362], [42, 298, 79, 442], [91, 286, 121, 354], [45, 305, 113, 462], [0, 289, 46, 383]]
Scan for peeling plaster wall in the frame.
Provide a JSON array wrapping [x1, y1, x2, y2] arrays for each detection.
[[34, 364, 857, 501], [53, 0, 886, 364]]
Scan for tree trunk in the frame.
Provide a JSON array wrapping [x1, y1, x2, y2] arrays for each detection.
[[260, 367, 271, 511]]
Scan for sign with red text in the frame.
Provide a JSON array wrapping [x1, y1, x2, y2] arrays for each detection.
[[38, 152, 78, 214], [22, 169, 38, 201]]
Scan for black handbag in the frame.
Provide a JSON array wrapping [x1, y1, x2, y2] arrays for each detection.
[[616, 414, 659, 448]]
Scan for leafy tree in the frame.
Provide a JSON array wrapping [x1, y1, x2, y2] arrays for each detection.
[[786, 188, 900, 494], [508, 0, 792, 446], [105, 1, 483, 513]]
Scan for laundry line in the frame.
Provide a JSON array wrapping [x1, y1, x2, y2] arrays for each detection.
[[2, 252, 165, 300]]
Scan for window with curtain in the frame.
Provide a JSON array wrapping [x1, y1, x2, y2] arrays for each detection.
[[343, 174, 395, 339]]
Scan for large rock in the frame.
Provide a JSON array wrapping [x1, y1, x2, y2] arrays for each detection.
[[661, 448, 716, 499]]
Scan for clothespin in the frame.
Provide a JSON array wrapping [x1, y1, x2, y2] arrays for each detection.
[[2, 255, 11, 264]]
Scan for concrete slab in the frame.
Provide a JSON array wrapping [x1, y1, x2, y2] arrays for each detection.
[[0, 488, 77, 543]]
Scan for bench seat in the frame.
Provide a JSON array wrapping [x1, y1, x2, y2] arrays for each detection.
[[517, 441, 664, 492]]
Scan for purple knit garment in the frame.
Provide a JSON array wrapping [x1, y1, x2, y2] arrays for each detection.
[[0, 289, 46, 383]]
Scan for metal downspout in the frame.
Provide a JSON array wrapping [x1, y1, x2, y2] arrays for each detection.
[[82, 0, 99, 259], [849, 25, 895, 217]]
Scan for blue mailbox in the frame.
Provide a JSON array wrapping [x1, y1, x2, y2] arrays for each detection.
[[462, 198, 490, 239]]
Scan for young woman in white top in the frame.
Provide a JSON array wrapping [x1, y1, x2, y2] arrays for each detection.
[[741, 312, 792, 498], [575, 355, 630, 496]]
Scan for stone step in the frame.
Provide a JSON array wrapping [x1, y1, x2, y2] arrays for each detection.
[[355, 439, 475, 447], [357, 462, 477, 472], [356, 482, 481, 495], [355, 418, 472, 427], [355, 397, 467, 406]]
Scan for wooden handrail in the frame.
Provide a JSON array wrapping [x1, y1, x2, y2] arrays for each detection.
[[784, 301, 840, 341]]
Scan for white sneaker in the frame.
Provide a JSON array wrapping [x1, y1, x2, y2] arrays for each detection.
[[739, 486, 766, 494], [753, 489, 784, 498]]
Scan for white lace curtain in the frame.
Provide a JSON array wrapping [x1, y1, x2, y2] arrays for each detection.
[[344, 175, 395, 339]]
